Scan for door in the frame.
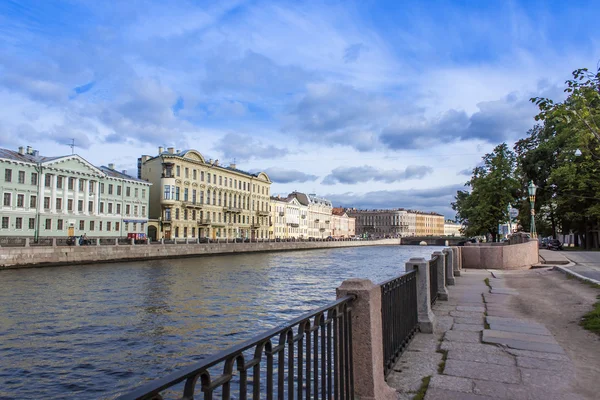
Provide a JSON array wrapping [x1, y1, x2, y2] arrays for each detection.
[[164, 230, 171, 240], [68, 227, 74, 236]]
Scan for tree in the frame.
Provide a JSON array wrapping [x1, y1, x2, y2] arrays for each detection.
[[453, 143, 519, 241]]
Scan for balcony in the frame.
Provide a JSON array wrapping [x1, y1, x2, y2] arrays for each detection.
[[279, 211, 284, 216], [257, 210, 269, 217], [325, 220, 330, 224], [224, 206, 242, 213], [319, 228, 326, 232], [301, 215, 306, 219], [251, 223, 260, 229], [162, 218, 172, 225], [182, 201, 203, 209], [197, 219, 211, 226], [288, 223, 299, 228], [314, 219, 320, 223]]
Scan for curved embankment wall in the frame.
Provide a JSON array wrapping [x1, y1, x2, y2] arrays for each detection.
[[461, 240, 539, 270], [0, 239, 400, 270]]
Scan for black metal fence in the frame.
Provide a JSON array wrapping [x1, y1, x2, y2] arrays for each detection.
[[116, 296, 355, 400], [0, 237, 27, 247], [380, 270, 418, 377], [429, 256, 438, 306]]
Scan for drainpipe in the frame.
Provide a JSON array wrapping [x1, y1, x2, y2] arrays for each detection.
[[34, 162, 42, 243]]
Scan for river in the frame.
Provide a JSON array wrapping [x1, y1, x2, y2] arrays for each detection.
[[0, 245, 441, 399]]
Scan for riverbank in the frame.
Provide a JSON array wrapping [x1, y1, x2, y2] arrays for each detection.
[[0, 238, 400, 269]]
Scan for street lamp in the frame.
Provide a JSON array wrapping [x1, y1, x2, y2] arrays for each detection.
[[527, 181, 537, 239]]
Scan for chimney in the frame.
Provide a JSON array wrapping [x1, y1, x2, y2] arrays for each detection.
[[229, 163, 236, 169], [18, 146, 24, 155], [167, 147, 175, 154], [158, 146, 164, 154], [214, 159, 219, 166], [208, 159, 213, 164], [122, 170, 127, 174], [176, 149, 180, 154], [32, 150, 39, 156], [108, 163, 115, 170], [26, 146, 32, 155]]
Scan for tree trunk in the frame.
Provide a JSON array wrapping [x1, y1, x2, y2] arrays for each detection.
[[550, 208, 557, 239]]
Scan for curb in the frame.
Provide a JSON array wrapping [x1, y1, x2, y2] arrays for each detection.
[[552, 265, 600, 286]]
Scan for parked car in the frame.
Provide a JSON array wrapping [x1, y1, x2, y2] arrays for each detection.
[[547, 239, 563, 251]]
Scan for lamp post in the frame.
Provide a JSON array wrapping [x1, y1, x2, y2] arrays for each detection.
[[528, 181, 537, 238]]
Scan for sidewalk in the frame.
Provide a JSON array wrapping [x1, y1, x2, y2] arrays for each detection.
[[387, 269, 591, 400], [539, 249, 571, 265]]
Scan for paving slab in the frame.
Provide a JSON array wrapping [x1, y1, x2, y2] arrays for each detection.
[[443, 330, 481, 343], [446, 349, 515, 366], [456, 305, 486, 312], [487, 321, 552, 336], [454, 316, 485, 325], [516, 356, 572, 371], [449, 310, 485, 318], [428, 375, 473, 393], [490, 288, 519, 295], [405, 332, 442, 352], [504, 348, 571, 361], [486, 316, 546, 328], [386, 351, 442, 393], [519, 367, 575, 389], [440, 341, 505, 355], [472, 379, 584, 400], [482, 336, 565, 354], [451, 323, 483, 332], [444, 359, 520, 383], [483, 329, 559, 344], [424, 388, 492, 400]]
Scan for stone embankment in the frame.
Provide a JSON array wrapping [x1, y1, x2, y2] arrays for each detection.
[[0, 238, 399, 270]]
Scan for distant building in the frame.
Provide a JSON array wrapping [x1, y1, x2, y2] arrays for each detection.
[[346, 208, 412, 238], [331, 207, 356, 238], [0, 146, 150, 239], [139, 147, 271, 241], [414, 211, 445, 236], [444, 220, 463, 236], [287, 192, 333, 238], [269, 195, 309, 239]]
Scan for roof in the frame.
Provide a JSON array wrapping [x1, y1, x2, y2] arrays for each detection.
[[99, 166, 150, 184], [0, 148, 63, 164], [332, 207, 347, 216], [287, 191, 310, 206]]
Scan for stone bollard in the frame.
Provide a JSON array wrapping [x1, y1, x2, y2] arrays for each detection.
[[52, 238, 57, 247], [76, 238, 80, 246], [186, 238, 189, 244], [406, 258, 437, 333], [25, 238, 30, 247], [147, 238, 151, 245], [160, 238, 164, 245], [114, 238, 118, 246], [456, 247, 463, 273], [433, 251, 449, 301], [336, 279, 397, 400], [443, 248, 456, 285], [131, 238, 135, 245], [96, 238, 100, 246]]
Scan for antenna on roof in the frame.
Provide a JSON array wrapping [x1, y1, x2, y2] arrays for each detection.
[[69, 139, 75, 155]]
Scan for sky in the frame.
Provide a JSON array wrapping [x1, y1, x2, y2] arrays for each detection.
[[0, 0, 599, 218]]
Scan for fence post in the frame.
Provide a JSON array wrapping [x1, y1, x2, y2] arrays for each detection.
[[406, 257, 437, 333], [160, 238, 164, 244], [115, 238, 119, 246], [25, 238, 30, 247], [131, 238, 135, 245], [433, 251, 449, 300], [336, 279, 397, 400], [96, 238, 100, 246], [455, 247, 462, 274], [52, 238, 57, 247], [443, 248, 455, 285]]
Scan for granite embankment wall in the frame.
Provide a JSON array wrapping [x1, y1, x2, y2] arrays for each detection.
[[461, 240, 539, 270], [0, 239, 400, 270]]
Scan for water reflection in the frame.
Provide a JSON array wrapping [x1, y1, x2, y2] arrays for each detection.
[[0, 245, 441, 399]]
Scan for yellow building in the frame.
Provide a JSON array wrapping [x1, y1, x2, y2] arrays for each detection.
[[139, 147, 271, 241], [413, 211, 445, 236]]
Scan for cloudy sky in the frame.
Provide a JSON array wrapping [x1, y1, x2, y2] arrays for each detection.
[[0, 0, 598, 218]]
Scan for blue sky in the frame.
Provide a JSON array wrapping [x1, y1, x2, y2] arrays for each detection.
[[0, 0, 598, 217]]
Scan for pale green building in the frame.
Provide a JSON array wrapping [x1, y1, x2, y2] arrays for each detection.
[[0, 146, 151, 239]]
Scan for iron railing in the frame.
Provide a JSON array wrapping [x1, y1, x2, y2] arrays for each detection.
[[29, 238, 54, 246], [429, 256, 438, 306], [380, 270, 418, 377], [118, 238, 131, 245], [0, 237, 27, 247], [116, 296, 355, 400]]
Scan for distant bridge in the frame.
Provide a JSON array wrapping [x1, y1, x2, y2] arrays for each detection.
[[400, 236, 466, 246]]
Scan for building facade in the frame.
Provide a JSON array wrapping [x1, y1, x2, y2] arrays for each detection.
[[139, 147, 271, 241], [414, 211, 445, 236], [444, 220, 463, 236], [270, 196, 287, 239], [346, 209, 412, 238], [331, 207, 356, 238], [0, 146, 150, 239]]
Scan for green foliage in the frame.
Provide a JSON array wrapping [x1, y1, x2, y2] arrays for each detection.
[[453, 143, 519, 241], [580, 298, 600, 335]]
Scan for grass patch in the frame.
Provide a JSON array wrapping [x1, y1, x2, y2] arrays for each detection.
[[436, 350, 448, 373], [413, 376, 432, 400], [580, 295, 600, 335], [484, 277, 491, 288]]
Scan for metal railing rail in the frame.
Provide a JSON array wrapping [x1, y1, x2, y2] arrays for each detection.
[[429, 256, 439, 306], [116, 296, 355, 400], [379, 270, 418, 377]]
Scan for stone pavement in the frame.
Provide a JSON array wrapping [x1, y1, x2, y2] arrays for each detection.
[[387, 269, 587, 400]]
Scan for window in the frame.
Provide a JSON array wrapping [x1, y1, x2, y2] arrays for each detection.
[[15, 217, 22, 229], [164, 185, 174, 200], [68, 178, 75, 190], [88, 181, 94, 193], [31, 172, 37, 185], [185, 167, 189, 178], [115, 222, 120, 232], [18, 171, 25, 184], [68, 199, 74, 211], [28, 218, 35, 229], [184, 227, 188, 237], [57, 176, 63, 189], [126, 187, 131, 196], [207, 173, 211, 184], [175, 208, 180, 220], [126, 204, 130, 215], [201, 171, 204, 181], [108, 203, 113, 213], [117, 185, 122, 196], [79, 179, 85, 191], [116, 204, 121, 214], [175, 186, 180, 201], [107, 221, 112, 231], [192, 189, 197, 203], [206, 190, 210, 205], [108, 184, 113, 195], [57, 219, 63, 230], [192, 210, 196, 220], [2, 216, 9, 229], [142, 206, 146, 216], [5, 169, 12, 182], [213, 191, 216, 205], [88, 201, 93, 212], [17, 194, 24, 207], [134, 205, 138, 216], [30, 195, 37, 208], [3, 193, 11, 207], [42, 196, 50, 209], [79, 220, 84, 230], [45, 218, 52, 230], [184, 188, 189, 201], [135, 188, 138, 197], [142, 189, 146, 198], [99, 221, 103, 231], [100, 183, 104, 193], [218, 192, 222, 206], [219, 176, 222, 185], [99, 202, 104, 213], [124, 223, 129, 232], [78, 200, 84, 212], [199, 190, 204, 204], [90, 221, 95, 231], [184, 209, 188, 220], [165, 208, 171, 221], [193, 170, 197, 180], [176, 165, 181, 177]]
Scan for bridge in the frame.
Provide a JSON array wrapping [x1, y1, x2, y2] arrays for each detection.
[[400, 236, 466, 246]]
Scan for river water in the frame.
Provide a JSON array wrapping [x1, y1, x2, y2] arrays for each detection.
[[0, 245, 441, 399]]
